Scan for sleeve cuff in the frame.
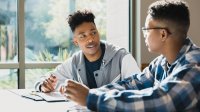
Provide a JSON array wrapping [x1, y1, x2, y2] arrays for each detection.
[[34, 81, 43, 92], [86, 89, 99, 111]]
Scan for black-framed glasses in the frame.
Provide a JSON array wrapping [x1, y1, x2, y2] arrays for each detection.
[[141, 27, 172, 38]]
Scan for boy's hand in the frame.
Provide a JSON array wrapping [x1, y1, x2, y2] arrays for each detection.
[[41, 74, 57, 93], [61, 80, 89, 106]]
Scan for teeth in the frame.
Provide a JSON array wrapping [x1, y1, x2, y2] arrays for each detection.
[[87, 45, 95, 48]]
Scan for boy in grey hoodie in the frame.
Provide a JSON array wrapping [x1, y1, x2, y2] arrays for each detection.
[[35, 10, 140, 92]]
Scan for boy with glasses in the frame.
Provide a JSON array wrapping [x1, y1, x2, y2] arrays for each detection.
[[62, 0, 200, 111], [35, 10, 140, 92]]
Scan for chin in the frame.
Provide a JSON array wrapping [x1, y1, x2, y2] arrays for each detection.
[[87, 50, 98, 55], [148, 49, 159, 54], [148, 48, 153, 53]]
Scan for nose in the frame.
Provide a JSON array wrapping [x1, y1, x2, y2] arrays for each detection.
[[143, 35, 147, 39], [86, 34, 95, 43], [142, 30, 147, 39], [87, 38, 93, 43], [143, 32, 147, 39]]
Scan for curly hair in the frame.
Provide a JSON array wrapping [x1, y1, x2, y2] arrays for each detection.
[[67, 10, 95, 32], [148, 0, 190, 35]]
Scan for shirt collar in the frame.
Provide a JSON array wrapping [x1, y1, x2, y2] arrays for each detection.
[[160, 37, 192, 70]]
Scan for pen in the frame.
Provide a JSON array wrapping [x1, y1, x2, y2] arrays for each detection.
[[30, 91, 39, 96]]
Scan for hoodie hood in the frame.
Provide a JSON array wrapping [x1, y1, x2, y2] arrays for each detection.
[[100, 40, 124, 66]]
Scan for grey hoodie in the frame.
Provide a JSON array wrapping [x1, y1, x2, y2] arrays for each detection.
[[35, 41, 140, 91]]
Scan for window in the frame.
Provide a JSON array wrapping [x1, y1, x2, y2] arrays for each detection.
[[0, 0, 18, 89], [0, 0, 131, 89]]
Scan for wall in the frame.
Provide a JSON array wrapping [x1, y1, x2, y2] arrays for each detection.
[[106, 0, 129, 51], [140, 0, 200, 64]]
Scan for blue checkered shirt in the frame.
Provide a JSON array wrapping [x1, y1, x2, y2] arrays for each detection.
[[86, 38, 200, 112]]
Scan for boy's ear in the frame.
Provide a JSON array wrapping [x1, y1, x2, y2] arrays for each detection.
[[161, 30, 167, 41], [162, 33, 165, 38], [162, 30, 166, 37]]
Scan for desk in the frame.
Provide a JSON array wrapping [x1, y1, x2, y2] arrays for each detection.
[[0, 89, 89, 112]]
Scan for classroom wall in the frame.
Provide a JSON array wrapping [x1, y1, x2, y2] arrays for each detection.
[[140, 0, 200, 64]]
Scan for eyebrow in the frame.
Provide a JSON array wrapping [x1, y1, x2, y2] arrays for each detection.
[[78, 28, 96, 35]]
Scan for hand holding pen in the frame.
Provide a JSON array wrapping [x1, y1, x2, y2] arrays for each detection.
[[41, 74, 58, 93]]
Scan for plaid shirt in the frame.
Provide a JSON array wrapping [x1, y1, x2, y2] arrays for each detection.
[[86, 38, 200, 112]]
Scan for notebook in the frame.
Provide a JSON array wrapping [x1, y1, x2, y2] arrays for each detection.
[[21, 93, 43, 101], [36, 92, 67, 102], [9, 89, 67, 102]]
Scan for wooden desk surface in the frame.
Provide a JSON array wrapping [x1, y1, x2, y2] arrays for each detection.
[[0, 89, 89, 112]]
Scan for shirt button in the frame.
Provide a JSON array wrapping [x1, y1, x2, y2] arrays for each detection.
[[78, 69, 81, 71], [95, 73, 98, 77]]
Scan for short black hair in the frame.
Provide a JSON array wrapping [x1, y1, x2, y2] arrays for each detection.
[[148, 0, 190, 35], [67, 10, 95, 32]]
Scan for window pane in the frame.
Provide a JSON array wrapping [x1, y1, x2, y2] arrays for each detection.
[[25, 0, 73, 62], [25, 69, 53, 89], [0, 69, 17, 89], [0, 0, 18, 62]]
